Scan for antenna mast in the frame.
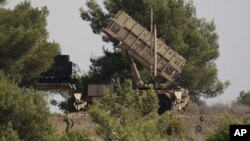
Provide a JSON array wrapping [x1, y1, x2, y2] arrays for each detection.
[[150, 9, 157, 79], [154, 24, 157, 77], [150, 9, 154, 78]]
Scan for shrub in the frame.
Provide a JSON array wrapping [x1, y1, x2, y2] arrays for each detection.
[[0, 123, 20, 141], [206, 114, 239, 141], [0, 71, 56, 141], [90, 79, 185, 141], [235, 91, 250, 106], [157, 112, 185, 137]]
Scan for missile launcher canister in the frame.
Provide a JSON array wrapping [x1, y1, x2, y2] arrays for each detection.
[[102, 11, 186, 84]]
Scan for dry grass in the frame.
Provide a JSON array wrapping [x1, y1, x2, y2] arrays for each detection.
[[173, 102, 250, 141], [51, 112, 104, 141], [183, 102, 250, 116], [50, 103, 250, 141], [230, 104, 250, 117]]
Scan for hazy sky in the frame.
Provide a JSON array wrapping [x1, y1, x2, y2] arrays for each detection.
[[5, 0, 250, 105]]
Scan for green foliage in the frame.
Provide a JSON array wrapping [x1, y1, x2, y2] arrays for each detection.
[[58, 97, 76, 112], [242, 116, 250, 124], [0, 71, 56, 141], [140, 90, 158, 115], [90, 80, 185, 141], [87, 49, 131, 83], [205, 114, 250, 141], [157, 112, 185, 137], [0, 3, 91, 139], [0, 123, 20, 141], [0, 2, 60, 85], [206, 114, 237, 141], [235, 91, 250, 106], [0, 0, 6, 6], [81, 0, 229, 99]]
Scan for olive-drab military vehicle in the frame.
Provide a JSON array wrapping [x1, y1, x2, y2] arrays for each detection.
[[102, 11, 189, 113], [34, 10, 189, 114]]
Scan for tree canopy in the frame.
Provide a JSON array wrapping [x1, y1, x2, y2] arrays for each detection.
[[0, 71, 55, 141], [0, 1, 92, 140], [80, 0, 229, 100], [235, 91, 250, 106], [0, 2, 60, 85], [0, 70, 92, 141], [0, 0, 6, 5]]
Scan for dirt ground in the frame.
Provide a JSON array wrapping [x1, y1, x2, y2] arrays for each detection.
[[51, 111, 218, 141], [51, 104, 250, 141], [51, 112, 105, 141], [172, 103, 250, 141]]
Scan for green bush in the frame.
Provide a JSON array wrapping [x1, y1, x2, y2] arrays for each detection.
[[0, 123, 20, 141], [157, 112, 185, 137], [242, 116, 250, 124], [205, 114, 247, 141], [236, 91, 250, 106], [90, 79, 185, 141], [0, 71, 56, 141]]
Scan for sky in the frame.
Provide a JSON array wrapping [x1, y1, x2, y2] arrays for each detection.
[[4, 0, 250, 105]]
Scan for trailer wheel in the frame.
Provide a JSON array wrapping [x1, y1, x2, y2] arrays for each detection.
[[157, 94, 172, 114]]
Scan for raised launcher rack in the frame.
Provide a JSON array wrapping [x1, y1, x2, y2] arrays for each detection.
[[102, 11, 186, 84]]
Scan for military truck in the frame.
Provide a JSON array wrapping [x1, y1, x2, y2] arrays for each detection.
[[102, 11, 189, 113], [34, 11, 189, 114]]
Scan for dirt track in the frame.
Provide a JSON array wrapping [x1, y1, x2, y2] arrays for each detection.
[[51, 112, 105, 141]]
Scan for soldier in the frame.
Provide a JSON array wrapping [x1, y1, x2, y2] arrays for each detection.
[[63, 111, 74, 132]]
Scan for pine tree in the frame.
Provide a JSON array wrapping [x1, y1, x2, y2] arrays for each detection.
[[80, 0, 229, 99], [0, 2, 60, 85]]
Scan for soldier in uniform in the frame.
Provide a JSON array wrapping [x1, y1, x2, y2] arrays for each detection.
[[63, 111, 74, 132]]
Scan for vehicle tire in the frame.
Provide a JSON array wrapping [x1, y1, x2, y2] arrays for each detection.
[[157, 94, 172, 114]]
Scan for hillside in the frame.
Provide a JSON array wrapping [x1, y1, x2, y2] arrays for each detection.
[[51, 103, 250, 141], [51, 112, 105, 141]]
